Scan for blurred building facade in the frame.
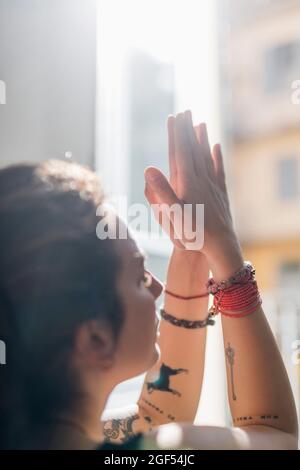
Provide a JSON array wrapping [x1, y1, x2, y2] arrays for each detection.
[[220, 0, 300, 293], [219, 0, 300, 414]]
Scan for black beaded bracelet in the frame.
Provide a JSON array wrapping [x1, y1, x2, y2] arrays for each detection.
[[159, 308, 215, 329]]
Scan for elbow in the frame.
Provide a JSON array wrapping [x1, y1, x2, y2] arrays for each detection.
[[278, 432, 298, 450], [236, 410, 298, 449], [279, 412, 299, 447], [240, 424, 298, 450]]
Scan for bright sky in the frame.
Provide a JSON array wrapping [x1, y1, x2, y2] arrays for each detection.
[[99, 0, 207, 62]]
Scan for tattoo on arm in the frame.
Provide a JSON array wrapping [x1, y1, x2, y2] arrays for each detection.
[[145, 363, 188, 397], [233, 415, 279, 424], [142, 398, 176, 422], [225, 343, 237, 401], [103, 414, 139, 443]]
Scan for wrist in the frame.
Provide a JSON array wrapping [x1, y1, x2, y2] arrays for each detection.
[[164, 248, 209, 320], [166, 248, 209, 293], [206, 237, 244, 283]]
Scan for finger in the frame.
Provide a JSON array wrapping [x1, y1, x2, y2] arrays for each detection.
[[145, 182, 165, 232], [174, 112, 195, 182], [183, 111, 206, 175], [167, 115, 177, 188], [193, 123, 213, 178], [197, 123, 215, 180], [144, 166, 180, 206], [194, 124, 201, 143], [144, 182, 159, 205], [145, 176, 168, 237], [144, 167, 185, 250], [212, 143, 227, 193]]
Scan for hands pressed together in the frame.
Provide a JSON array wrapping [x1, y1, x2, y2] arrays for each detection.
[[144, 110, 244, 281]]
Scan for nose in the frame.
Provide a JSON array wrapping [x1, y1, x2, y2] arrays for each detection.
[[146, 270, 163, 300]]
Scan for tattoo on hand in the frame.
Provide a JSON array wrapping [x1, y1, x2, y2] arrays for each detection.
[[146, 363, 188, 397], [103, 414, 139, 443], [225, 343, 237, 401]]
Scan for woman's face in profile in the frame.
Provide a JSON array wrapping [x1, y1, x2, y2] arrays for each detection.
[[106, 214, 163, 381]]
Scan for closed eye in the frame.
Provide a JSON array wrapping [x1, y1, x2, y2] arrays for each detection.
[[142, 271, 152, 288]]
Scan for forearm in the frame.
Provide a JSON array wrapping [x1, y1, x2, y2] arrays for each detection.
[[209, 244, 298, 438], [138, 248, 210, 424], [222, 307, 298, 436]]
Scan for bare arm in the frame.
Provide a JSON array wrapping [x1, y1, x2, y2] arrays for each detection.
[[102, 250, 209, 442], [181, 109, 298, 442], [145, 251, 298, 450], [208, 244, 298, 438], [102, 117, 211, 442], [103, 111, 298, 448], [137, 248, 209, 425], [222, 307, 298, 436], [150, 111, 298, 449], [203, 135, 298, 439]]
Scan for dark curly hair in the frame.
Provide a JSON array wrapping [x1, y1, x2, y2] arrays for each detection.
[[0, 160, 123, 449]]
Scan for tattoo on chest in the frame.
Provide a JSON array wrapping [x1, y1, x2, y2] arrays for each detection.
[[146, 363, 188, 397], [103, 414, 139, 443], [225, 343, 237, 401]]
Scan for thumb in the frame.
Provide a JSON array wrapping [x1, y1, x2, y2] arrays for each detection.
[[144, 167, 179, 206], [144, 167, 185, 250]]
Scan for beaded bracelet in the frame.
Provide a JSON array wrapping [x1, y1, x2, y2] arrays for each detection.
[[160, 308, 215, 329], [164, 261, 261, 320], [206, 261, 255, 295], [207, 261, 262, 317]]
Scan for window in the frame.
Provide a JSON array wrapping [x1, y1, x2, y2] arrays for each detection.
[[263, 41, 300, 94], [128, 49, 175, 207], [278, 157, 299, 200]]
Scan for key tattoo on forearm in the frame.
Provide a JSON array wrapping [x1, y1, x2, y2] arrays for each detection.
[[225, 343, 237, 401]]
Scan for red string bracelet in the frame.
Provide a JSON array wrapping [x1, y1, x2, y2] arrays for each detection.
[[211, 277, 262, 318], [164, 288, 209, 300], [164, 262, 261, 319], [220, 301, 262, 318]]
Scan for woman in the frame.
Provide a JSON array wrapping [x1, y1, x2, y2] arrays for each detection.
[[0, 111, 297, 450]]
